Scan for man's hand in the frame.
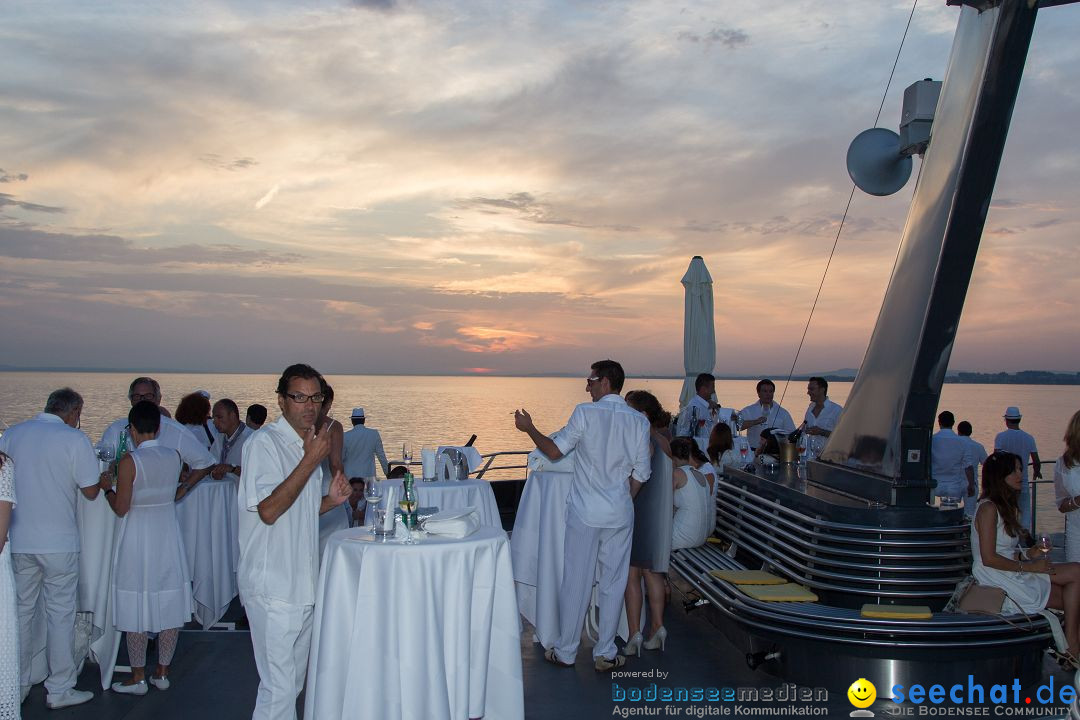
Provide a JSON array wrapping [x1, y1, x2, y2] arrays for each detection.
[[514, 409, 535, 433], [303, 425, 331, 463], [328, 470, 350, 506], [210, 463, 228, 480]]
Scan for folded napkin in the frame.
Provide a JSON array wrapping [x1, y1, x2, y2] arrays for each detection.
[[422, 506, 481, 539]]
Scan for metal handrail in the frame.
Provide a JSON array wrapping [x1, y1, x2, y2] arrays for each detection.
[[471, 450, 531, 481]]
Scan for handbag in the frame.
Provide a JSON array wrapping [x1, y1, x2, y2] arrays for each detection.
[[957, 582, 1007, 615]]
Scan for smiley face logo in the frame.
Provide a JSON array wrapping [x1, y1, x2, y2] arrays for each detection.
[[848, 678, 877, 709]]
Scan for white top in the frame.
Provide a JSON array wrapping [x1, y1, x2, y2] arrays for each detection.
[[341, 425, 389, 479], [672, 465, 710, 550], [1053, 457, 1080, 506], [209, 424, 252, 481], [185, 421, 219, 450], [552, 394, 651, 528], [0, 413, 99, 553], [676, 395, 714, 439], [994, 428, 1039, 481], [931, 428, 972, 494], [238, 416, 324, 605], [804, 398, 843, 432], [739, 401, 796, 450], [962, 436, 988, 469], [99, 415, 215, 471]]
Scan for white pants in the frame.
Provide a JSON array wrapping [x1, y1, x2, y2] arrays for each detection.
[[13, 552, 79, 696], [245, 594, 313, 720], [555, 508, 632, 663]]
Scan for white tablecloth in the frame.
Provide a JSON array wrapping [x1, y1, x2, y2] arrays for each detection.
[[176, 478, 239, 629], [304, 527, 523, 720], [510, 470, 630, 648], [378, 478, 502, 528], [76, 490, 122, 688]]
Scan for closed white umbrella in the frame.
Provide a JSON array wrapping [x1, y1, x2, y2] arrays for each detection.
[[679, 256, 715, 411]]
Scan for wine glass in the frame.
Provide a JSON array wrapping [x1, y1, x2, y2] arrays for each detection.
[[402, 442, 412, 466], [364, 480, 383, 531], [1037, 533, 1053, 553]]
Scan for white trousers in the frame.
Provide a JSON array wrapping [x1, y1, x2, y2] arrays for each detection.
[[245, 594, 313, 720], [12, 552, 79, 695], [555, 508, 632, 663]]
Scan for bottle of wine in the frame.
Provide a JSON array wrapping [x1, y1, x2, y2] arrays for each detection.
[[113, 428, 129, 481], [400, 473, 419, 529]]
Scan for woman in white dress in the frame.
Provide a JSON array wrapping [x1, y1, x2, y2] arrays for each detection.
[[99, 401, 193, 695], [973, 450, 1080, 666], [688, 443, 717, 535], [0, 453, 18, 720], [1054, 410, 1080, 562], [671, 438, 711, 552]]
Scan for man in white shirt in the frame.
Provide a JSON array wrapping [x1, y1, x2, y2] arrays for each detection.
[[0, 388, 99, 710], [97, 376, 216, 498], [675, 373, 738, 449], [238, 363, 349, 720], [739, 378, 796, 450], [515, 359, 651, 672], [930, 411, 974, 503], [995, 406, 1041, 530], [957, 420, 988, 518], [801, 376, 844, 458], [209, 398, 252, 482], [341, 407, 389, 482]]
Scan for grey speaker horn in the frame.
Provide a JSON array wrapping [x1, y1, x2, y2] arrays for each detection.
[[846, 128, 913, 196]]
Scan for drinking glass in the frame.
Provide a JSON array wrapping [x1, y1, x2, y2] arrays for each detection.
[[97, 446, 116, 464], [402, 442, 412, 466], [399, 485, 419, 544], [1038, 533, 1053, 553], [364, 480, 383, 530]]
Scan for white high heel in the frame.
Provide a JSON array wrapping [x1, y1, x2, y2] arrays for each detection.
[[622, 632, 643, 657], [643, 626, 667, 652]]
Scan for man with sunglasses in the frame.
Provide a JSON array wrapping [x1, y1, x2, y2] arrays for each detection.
[[514, 359, 651, 672], [97, 377, 216, 497], [238, 363, 349, 720]]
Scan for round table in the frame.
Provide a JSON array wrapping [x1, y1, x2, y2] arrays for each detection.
[[304, 526, 523, 720], [176, 478, 239, 629]]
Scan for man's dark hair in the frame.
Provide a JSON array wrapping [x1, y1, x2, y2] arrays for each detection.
[[351, 417, 366, 426], [246, 404, 268, 425], [938, 410, 955, 428], [45, 387, 83, 415], [957, 420, 973, 437], [129, 400, 162, 435], [756, 378, 775, 393], [808, 376, 828, 393], [276, 363, 324, 396], [128, 376, 161, 401], [695, 373, 715, 392], [216, 398, 240, 418], [592, 359, 625, 394]]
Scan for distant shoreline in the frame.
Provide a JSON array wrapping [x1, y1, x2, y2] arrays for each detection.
[[2, 367, 1079, 385]]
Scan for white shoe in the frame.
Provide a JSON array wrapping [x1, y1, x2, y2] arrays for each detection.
[[110, 680, 148, 696], [46, 688, 94, 709], [149, 675, 170, 690]]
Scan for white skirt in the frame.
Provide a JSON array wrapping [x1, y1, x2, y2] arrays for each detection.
[[111, 503, 193, 632]]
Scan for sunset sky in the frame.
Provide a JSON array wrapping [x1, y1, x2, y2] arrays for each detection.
[[1, 1, 1078, 376]]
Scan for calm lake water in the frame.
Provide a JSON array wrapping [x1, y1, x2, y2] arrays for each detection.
[[3, 372, 1079, 531]]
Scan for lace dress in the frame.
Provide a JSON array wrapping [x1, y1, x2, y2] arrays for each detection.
[[0, 459, 18, 720]]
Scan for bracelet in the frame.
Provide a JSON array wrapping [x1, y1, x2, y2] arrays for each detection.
[[104, 488, 116, 498]]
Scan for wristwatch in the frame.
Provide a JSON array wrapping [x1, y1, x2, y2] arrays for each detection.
[[104, 488, 116, 498]]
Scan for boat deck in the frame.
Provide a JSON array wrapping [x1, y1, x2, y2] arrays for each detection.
[[19, 578, 1077, 719]]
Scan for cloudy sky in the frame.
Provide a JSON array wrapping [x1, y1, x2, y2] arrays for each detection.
[[1, 0, 1078, 376]]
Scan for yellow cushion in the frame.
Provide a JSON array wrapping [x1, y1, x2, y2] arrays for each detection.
[[706, 537, 725, 545], [860, 604, 932, 619], [709, 569, 787, 585], [738, 583, 819, 602]]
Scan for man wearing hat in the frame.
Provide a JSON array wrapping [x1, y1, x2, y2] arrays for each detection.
[[342, 407, 389, 485], [995, 406, 1041, 530]]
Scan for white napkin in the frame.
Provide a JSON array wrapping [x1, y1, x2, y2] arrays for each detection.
[[381, 487, 398, 533], [421, 447, 436, 479], [422, 506, 481, 539], [527, 428, 575, 473]]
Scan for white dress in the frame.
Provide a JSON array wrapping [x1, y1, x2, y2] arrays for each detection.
[[672, 465, 710, 551], [970, 499, 1050, 614], [1054, 458, 1080, 562], [110, 440, 193, 632], [0, 459, 17, 720]]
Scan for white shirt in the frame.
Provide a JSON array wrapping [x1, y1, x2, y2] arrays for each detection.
[[675, 395, 714, 439], [995, 428, 1039, 482], [961, 436, 988, 470], [99, 415, 215, 470], [342, 425, 389, 479], [931, 428, 972, 494], [237, 416, 324, 606], [0, 413, 99, 553], [739, 402, 796, 450], [209, 424, 252, 481], [552, 394, 651, 528], [804, 398, 843, 457]]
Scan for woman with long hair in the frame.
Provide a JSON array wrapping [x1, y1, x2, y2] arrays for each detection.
[[1054, 410, 1080, 562], [622, 390, 673, 657], [688, 441, 717, 535], [707, 423, 739, 473], [973, 450, 1080, 665], [0, 452, 18, 718]]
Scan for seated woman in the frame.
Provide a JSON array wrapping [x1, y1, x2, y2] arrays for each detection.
[[101, 401, 193, 694], [688, 442, 717, 535], [973, 450, 1080, 666], [707, 422, 740, 473], [671, 437, 711, 551], [1054, 409, 1080, 562], [756, 428, 782, 464]]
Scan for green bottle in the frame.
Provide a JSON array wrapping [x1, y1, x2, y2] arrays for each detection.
[[114, 428, 129, 480], [399, 473, 419, 529]]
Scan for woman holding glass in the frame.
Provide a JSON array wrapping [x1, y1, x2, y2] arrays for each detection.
[[973, 450, 1080, 667], [102, 401, 193, 695], [1054, 410, 1080, 562]]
